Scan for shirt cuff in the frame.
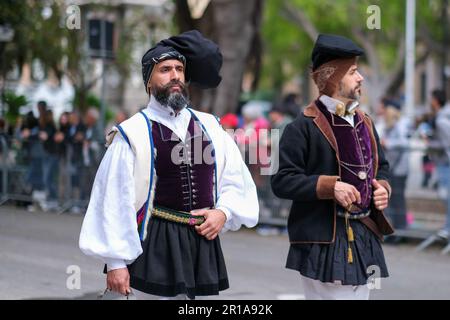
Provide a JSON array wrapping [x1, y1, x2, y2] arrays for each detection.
[[104, 258, 127, 271], [216, 206, 231, 222]]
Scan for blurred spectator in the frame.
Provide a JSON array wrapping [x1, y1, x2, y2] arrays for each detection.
[[82, 107, 103, 200], [268, 102, 294, 221], [380, 98, 412, 233], [67, 111, 86, 211], [415, 102, 438, 189], [0, 117, 7, 153], [55, 112, 70, 202], [428, 89, 450, 239], [114, 110, 129, 125], [40, 109, 58, 208], [0, 118, 7, 194], [269, 103, 294, 135], [37, 100, 47, 118], [239, 101, 271, 215], [220, 113, 239, 130], [105, 110, 129, 136], [22, 109, 46, 207], [279, 93, 302, 118], [83, 107, 102, 166], [238, 101, 271, 147]]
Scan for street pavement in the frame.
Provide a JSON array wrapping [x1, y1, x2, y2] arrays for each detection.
[[0, 204, 449, 300]]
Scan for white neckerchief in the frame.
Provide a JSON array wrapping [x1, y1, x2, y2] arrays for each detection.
[[143, 95, 191, 143], [319, 95, 359, 127]]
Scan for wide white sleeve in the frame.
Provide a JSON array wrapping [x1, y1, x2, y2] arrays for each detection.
[[79, 133, 142, 270], [216, 129, 259, 232]]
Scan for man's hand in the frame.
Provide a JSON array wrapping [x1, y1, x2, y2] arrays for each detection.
[[334, 181, 361, 208], [191, 209, 227, 240], [372, 179, 389, 210], [106, 267, 130, 295]]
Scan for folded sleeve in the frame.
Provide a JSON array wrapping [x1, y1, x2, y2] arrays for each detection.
[[79, 133, 142, 267], [215, 129, 259, 232]]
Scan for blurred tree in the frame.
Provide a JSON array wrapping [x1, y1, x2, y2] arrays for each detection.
[[0, 1, 68, 83], [175, 0, 265, 115], [0, 1, 141, 114], [261, 0, 445, 109]]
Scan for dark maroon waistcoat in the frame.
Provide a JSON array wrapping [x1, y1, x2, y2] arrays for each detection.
[[151, 117, 215, 212], [317, 100, 374, 213]]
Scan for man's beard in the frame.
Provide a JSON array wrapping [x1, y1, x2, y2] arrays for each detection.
[[338, 82, 362, 101], [152, 80, 190, 112]]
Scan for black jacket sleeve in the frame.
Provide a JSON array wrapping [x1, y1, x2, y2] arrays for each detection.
[[271, 120, 337, 201]]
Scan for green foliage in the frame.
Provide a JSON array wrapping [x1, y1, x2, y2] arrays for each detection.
[[2, 91, 28, 124], [261, 0, 443, 93], [241, 89, 275, 102], [0, 1, 70, 78]]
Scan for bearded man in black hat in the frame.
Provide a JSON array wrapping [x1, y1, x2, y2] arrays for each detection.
[[79, 30, 259, 300], [271, 34, 394, 300]]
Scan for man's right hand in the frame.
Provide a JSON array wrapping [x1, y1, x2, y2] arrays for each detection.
[[334, 181, 361, 208], [106, 267, 131, 295]]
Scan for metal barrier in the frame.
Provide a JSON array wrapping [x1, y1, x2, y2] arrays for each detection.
[[1, 132, 449, 253], [0, 135, 101, 214]]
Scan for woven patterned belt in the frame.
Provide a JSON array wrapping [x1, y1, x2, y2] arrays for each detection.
[[336, 208, 371, 220], [152, 206, 205, 226]]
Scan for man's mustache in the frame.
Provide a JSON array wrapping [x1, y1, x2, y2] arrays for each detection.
[[163, 80, 186, 90]]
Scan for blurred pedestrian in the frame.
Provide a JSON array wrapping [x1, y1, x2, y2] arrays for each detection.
[[428, 89, 450, 239], [269, 102, 294, 134], [279, 93, 302, 118], [267, 102, 294, 222], [55, 112, 70, 203], [380, 99, 411, 234], [105, 110, 129, 137], [67, 111, 86, 212], [0, 118, 7, 194], [40, 109, 59, 209], [22, 108, 46, 208], [82, 107, 103, 200]]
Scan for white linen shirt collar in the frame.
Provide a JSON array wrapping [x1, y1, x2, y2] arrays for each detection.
[[319, 95, 359, 127], [143, 95, 191, 143]]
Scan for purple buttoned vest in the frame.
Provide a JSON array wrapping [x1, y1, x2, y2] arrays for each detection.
[[151, 117, 215, 212], [317, 100, 374, 213]]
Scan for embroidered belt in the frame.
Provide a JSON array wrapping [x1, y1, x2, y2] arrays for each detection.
[[152, 206, 205, 226], [336, 208, 371, 220]]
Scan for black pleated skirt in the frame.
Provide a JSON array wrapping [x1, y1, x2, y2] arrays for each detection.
[[286, 217, 389, 285], [127, 216, 229, 299]]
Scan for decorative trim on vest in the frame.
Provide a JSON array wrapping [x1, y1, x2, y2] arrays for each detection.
[[116, 125, 131, 148], [137, 111, 156, 241], [187, 107, 218, 205]]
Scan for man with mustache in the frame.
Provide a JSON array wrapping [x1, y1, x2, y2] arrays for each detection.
[[271, 34, 394, 300], [79, 30, 259, 299]]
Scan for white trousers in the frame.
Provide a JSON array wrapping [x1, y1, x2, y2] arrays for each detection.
[[300, 275, 370, 300]]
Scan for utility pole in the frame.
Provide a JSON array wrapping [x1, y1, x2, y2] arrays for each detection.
[[99, 19, 107, 141], [442, 0, 449, 97], [404, 0, 416, 117]]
